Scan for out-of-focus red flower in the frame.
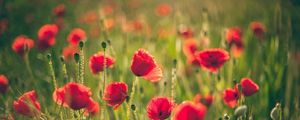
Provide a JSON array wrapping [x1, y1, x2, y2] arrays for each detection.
[[194, 94, 213, 107], [38, 24, 58, 50], [0, 74, 8, 94], [89, 52, 115, 74], [67, 28, 86, 46], [62, 45, 79, 61], [183, 38, 200, 66], [147, 97, 174, 120], [0, 18, 8, 34], [103, 82, 128, 109], [240, 78, 259, 96], [195, 48, 230, 73], [84, 98, 100, 116], [178, 25, 193, 39], [174, 101, 207, 120], [13, 90, 41, 117], [12, 35, 34, 57], [104, 18, 115, 30], [131, 49, 163, 83], [77, 11, 98, 24], [131, 20, 143, 32], [223, 87, 239, 108], [226, 27, 243, 57], [250, 21, 265, 39], [100, 4, 115, 15], [53, 4, 65, 17], [53, 82, 92, 110], [155, 3, 172, 17]]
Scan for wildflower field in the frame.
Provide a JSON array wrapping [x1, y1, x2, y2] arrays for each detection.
[[0, 0, 299, 119]]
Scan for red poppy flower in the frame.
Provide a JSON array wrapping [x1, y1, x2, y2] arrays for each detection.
[[84, 98, 100, 116], [240, 78, 259, 96], [38, 24, 58, 50], [195, 48, 230, 73], [89, 52, 115, 74], [183, 38, 200, 66], [0, 74, 8, 94], [103, 82, 128, 109], [12, 35, 34, 57], [174, 101, 207, 120], [131, 49, 163, 82], [194, 94, 213, 107], [13, 90, 41, 116], [155, 3, 172, 17], [178, 25, 193, 39], [67, 28, 86, 46], [147, 97, 174, 120], [53, 82, 92, 110], [223, 87, 239, 108], [250, 21, 265, 39], [226, 27, 243, 57], [53, 4, 65, 17], [62, 45, 79, 61]]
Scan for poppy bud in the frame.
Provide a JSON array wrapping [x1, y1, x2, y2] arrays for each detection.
[[131, 104, 136, 111], [101, 41, 107, 49], [240, 78, 259, 96], [74, 53, 80, 63], [234, 105, 247, 117], [79, 41, 84, 49], [47, 53, 52, 60]]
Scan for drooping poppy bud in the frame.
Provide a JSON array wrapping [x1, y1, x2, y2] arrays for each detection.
[[67, 28, 86, 46], [12, 35, 34, 57], [103, 82, 128, 109], [0, 74, 8, 94], [13, 90, 41, 117], [147, 97, 174, 120], [174, 101, 207, 120], [37, 24, 58, 50], [131, 49, 163, 82], [234, 105, 247, 117], [240, 78, 259, 96], [223, 87, 239, 108], [89, 52, 115, 74], [195, 48, 230, 73]]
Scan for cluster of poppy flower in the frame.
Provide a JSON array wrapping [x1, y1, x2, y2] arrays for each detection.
[[3, 2, 268, 119]]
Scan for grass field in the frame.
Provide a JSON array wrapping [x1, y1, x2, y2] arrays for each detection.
[[0, 0, 299, 119]]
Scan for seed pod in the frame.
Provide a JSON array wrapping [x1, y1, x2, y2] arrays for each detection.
[[131, 104, 136, 111], [234, 105, 247, 117], [79, 41, 84, 49], [47, 53, 52, 60], [101, 41, 107, 49], [74, 53, 80, 63]]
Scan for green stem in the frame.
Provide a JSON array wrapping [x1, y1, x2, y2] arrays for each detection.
[[79, 48, 85, 84], [48, 57, 57, 89], [127, 76, 138, 119]]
